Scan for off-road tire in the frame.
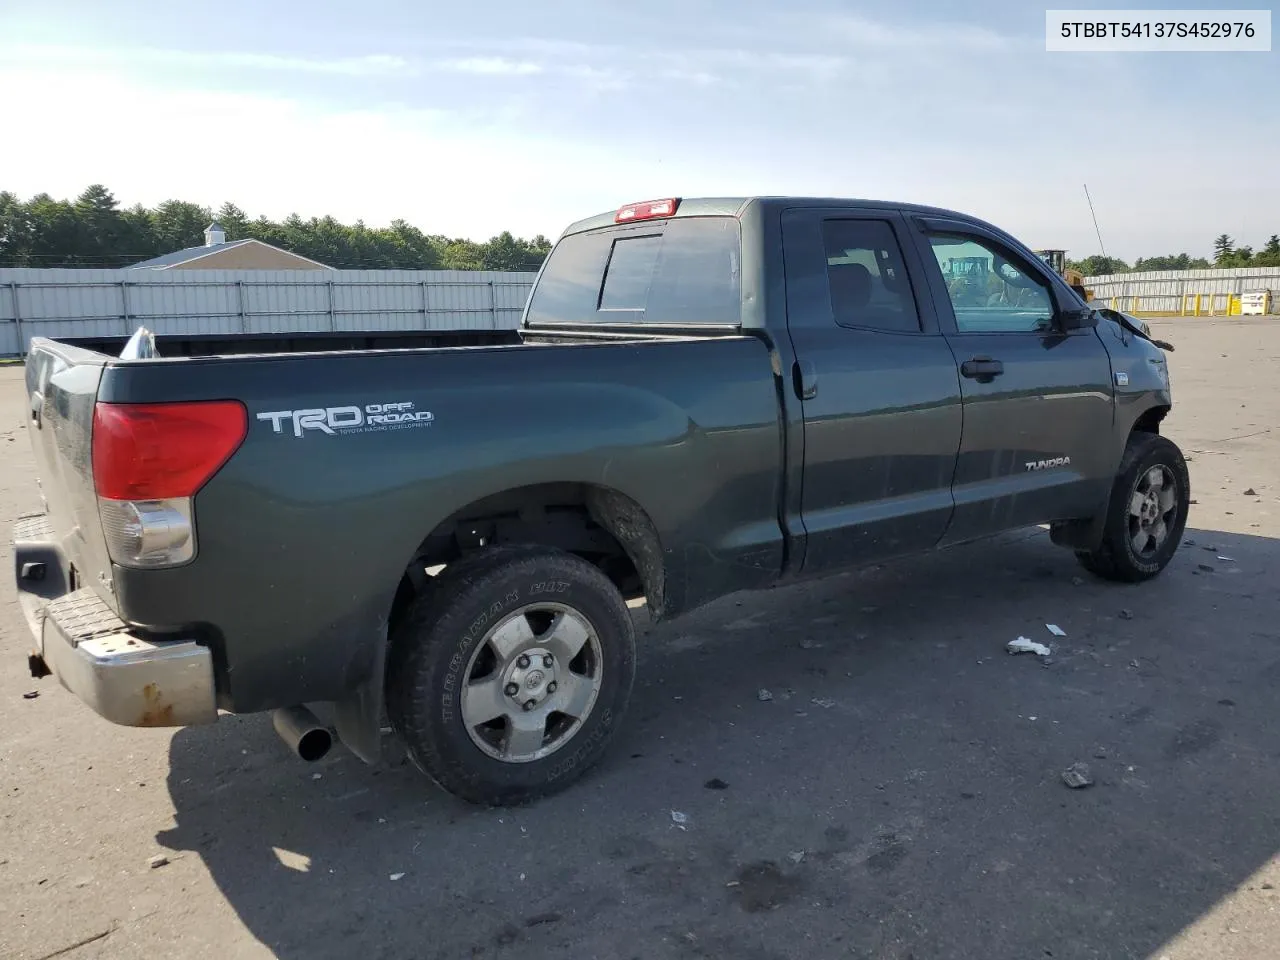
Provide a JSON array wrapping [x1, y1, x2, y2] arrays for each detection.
[[1076, 431, 1190, 582], [386, 545, 636, 805]]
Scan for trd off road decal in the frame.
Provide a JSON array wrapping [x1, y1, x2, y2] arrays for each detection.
[[257, 402, 434, 438]]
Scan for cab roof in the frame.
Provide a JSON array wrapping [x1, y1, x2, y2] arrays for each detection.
[[560, 196, 986, 238]]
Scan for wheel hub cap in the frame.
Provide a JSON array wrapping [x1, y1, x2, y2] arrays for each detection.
[[1128, 463, 1179, 558], [458, 603, 603, 764], [505, 652, 556, 707]]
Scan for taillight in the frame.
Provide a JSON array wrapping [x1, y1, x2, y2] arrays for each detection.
[[92, 401, 247, 568], [615, 198, 680, 223]]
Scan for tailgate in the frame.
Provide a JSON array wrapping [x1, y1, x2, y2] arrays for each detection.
[[24, 339, 119, 612]]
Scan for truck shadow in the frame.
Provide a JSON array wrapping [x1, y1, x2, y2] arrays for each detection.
[[159, 526, 1280, 960]]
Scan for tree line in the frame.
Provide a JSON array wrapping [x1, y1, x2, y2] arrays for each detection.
[[5, 185, 1279, 277], [1068, 232, 1280, 276], [0, 185, 553, 271]]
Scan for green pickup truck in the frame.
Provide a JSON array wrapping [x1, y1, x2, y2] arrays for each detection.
[[14, 196, 1188, 805]]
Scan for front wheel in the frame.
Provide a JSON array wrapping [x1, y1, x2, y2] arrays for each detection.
[[386, 545, 636, 806], [1076, 432, 1190, 582]]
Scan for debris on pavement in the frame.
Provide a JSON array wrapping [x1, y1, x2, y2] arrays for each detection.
[[389, 872, 405, 881], [704, 778, 729, 791], [787, 851, 805, 865], [311, 773, 323, 780], [757, 688, 774, 702], [1007, 637, 1052, 657], [671, 810, 689, 830], [148, 854, 170, 869], [1045, 624, 1066, 637], [1197, 563, 1215, 573], [1217, 555, 1236, 562], [1062, 763, 1094, 789], [1119, 609, 1133, 620], [1183, 538, 1196, 546], [1244, 488, 1258, 496], [22, 690, 39, 700], [1093, 748, 1108, 759], [798, 637, 823, 650], [1071, 576, 1085, 586], [810, 698, 836, 709]]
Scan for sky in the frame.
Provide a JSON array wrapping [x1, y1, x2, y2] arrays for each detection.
[[0, 0, 1276, 260]]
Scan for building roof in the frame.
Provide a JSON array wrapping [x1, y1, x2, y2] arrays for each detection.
[[128, 237, 332, 270]]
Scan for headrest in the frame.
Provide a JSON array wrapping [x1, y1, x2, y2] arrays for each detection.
[[828, 262, 873, 311]]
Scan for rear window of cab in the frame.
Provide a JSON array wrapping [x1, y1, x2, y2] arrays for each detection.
[[524, 217, 742, 326]]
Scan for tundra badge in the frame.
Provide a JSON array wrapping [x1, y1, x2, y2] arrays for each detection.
[[1025, 456, 1071, 472]]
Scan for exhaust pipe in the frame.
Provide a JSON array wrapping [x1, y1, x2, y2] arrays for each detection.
[[272, 705, 333, 762]]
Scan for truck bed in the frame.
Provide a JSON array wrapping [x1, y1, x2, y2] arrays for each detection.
[[55, 328, 524, 358], [20, 325, 786, 723]]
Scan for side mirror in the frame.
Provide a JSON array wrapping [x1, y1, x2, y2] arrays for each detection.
[[1057, 307, 1096, 331]]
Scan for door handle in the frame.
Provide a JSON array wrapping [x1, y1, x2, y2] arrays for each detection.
[[793, 359, 818, 400], [960, 356, 1004, 382]]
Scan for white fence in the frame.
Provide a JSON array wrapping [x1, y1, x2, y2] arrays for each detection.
[[1083, 266, 1280, 316], [0, 268, 539, 356]]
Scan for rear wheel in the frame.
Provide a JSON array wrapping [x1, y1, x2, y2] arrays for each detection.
[[1076, 432, 1190, 582], [386, 546, 636, 805]]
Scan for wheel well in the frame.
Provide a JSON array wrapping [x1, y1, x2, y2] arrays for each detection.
[[1132, 405, 1169, 435], [390, 483, 665, 625]]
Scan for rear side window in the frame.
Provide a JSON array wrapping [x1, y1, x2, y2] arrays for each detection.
[[821, 219, 922, 334], [525, 217, 741, 326]]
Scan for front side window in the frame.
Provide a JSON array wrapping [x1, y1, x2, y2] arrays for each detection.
[[927, 234, 1055, 333]]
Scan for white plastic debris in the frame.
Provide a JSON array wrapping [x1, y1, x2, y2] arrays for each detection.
[[1007, 637, 1052, 656], [788, 850, 806, 864], [1062, 763, 1094, 789], [671, 810, 689, 830], [389, 872, 405, 881], [1217, 556, 1236, 562], [811, 698, 836, 709], [757, 688, 774, 702], [311, 773, 323, 780], [1045, 624, 1066, 637]]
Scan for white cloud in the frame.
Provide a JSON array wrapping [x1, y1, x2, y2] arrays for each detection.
[[4, 43, 417, 77], [0, 62, 681, 239], [824, 15, 1013, 51], [1, 21, 1275, 259], [438, 57, 544, 76]]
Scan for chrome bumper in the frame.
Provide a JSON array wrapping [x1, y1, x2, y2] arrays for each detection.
[[13, 514, 216, 727]]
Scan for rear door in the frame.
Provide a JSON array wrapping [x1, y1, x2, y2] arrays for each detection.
[[907, 217, 1116, 543], [781, 208, 963, 575]]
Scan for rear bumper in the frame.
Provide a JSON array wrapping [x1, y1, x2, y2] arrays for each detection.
[[13, 514, 216, 727]]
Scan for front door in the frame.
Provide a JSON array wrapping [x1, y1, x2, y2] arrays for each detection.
[[908, 219, 1116, 544], [781, 208, 963, 575]]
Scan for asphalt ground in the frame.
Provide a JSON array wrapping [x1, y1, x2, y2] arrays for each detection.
[[2, 317, 1278, 960]]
